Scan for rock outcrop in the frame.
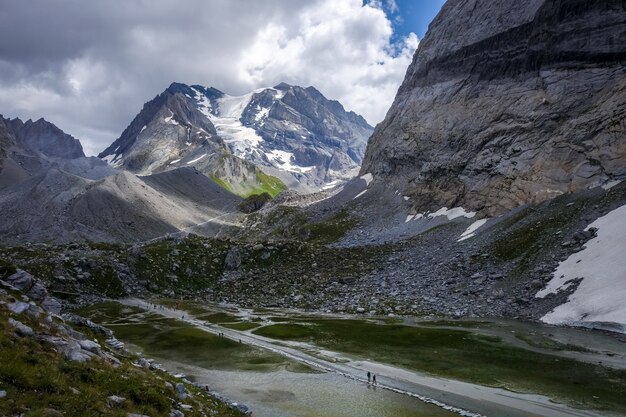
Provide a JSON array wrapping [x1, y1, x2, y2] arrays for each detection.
[[1, 115, 84, 159], [0, 115, 114, 189], [361, 0, 626, 216]]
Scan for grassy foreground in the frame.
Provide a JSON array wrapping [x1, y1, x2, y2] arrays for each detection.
[[253, 319, 626, 413], [0, 303, 246, 417]]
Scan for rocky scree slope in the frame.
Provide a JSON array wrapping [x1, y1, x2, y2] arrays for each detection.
[[3, 181, 625, 327], [361, 0, 626, 217], [0, 166, 244, 244], [0, 115, 246, 244], [99, 82, 372, 195]]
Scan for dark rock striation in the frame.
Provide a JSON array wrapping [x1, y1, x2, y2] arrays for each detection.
[[361, 0, 626, 216]]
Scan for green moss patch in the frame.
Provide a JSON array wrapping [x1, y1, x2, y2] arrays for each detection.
[[307, 210, 359, 244], [221, 321, 261, 331]]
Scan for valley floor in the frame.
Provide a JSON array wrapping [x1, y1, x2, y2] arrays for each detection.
[[77, 298, 626, 417]]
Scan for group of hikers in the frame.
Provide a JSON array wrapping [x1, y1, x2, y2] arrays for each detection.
[[366, 371, 377, 385]]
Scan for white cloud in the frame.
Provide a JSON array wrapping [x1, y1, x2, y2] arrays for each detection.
[[238, 0, 418, 124], [0, 0, 418, 155]]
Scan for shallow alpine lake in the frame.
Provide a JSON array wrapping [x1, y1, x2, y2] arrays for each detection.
[[76, 299, 626, 417]]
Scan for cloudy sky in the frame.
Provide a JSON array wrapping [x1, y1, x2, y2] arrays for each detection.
[[0, 0, 445, 155]]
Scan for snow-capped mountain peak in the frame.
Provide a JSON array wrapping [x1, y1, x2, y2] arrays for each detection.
[[99, 82, 373, 195]]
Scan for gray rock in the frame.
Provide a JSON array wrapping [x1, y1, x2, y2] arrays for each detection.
[[66, 347, 95, 363], [107, 395, 126, 406], [0, 390, 6, 398], [170, 411, 184, 417], [137, 357, 150, 368], [78, 339, 102, 354], [224, 247, 242, 270], [6, 270, 34, 291], [8, 318, 34, 336], [41, 297, 62, 315], [25, 281, 48, 302], [175, 382, 187, 400], [7, 301, 31, 315]]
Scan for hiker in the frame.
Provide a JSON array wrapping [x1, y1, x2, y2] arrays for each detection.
[[372, 374, 377, 385], [367, 371, 371, 383]]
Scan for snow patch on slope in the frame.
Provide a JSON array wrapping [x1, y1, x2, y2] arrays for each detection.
[[102, 153, 123, 168], [266, 150, 314, 173], [458, 219, 489, 242], [163, 109, 179, 125], [404, 207, 475, 223], [429, 207, 476, 221], [192, 88, 214, 118], [186, 154, 208, 165], [360, 173, 373, 186], [536, 204, 626, 333], [405, 213, 424, 223]]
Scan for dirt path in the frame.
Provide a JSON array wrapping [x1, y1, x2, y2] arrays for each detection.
[[121, 298, 609, 417]]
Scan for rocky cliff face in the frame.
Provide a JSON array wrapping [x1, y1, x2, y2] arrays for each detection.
[[361, 0, 626, 216], [100, 82, 373, 195], [0, 116, 111, 188], [1, 115, 84, 159]]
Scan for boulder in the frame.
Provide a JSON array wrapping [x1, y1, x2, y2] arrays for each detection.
[[78, 339, 102, 354], [107, 395, 126, 406], [175, 382, 187, 400], [41, 297, 62, 315], [137, 357, 150, 368], [65, 346, 95, 363], [25, 281, 48, 302], [7, 301, 31, 315], [8, 318, 34, 336], [224, 247, 242, 270], [7, 270, 34, 291]]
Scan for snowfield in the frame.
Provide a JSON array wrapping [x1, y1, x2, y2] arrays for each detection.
[[536, 204, 626, 333]]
